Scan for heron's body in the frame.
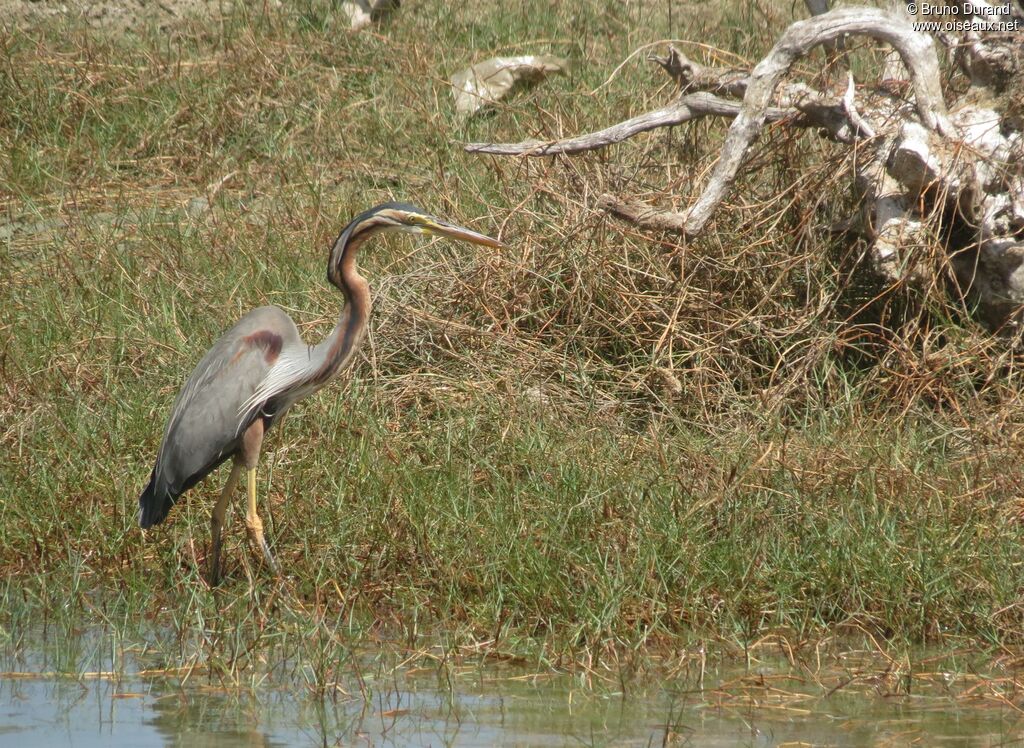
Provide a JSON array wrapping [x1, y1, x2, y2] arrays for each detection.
[[138, 306, 300, 528], [137, 202, 501, 584]]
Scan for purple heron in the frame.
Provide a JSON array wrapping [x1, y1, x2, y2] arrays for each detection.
[[138, 202, 502, 584]]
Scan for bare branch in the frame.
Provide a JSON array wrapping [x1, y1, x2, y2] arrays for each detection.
[[648, 46, 749, 97], [887, 121, 944, 196], [804, 0, 846, 62], [683, 6, 953, 236], [596, 194, 688, 233], [464, 93, 789, 156], [842, 72, 876, 139]]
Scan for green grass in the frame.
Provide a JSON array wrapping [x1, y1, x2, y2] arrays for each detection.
[[2, 0, 1024, 682]]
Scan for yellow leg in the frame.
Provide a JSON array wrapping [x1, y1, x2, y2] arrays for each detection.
[[245, 466, 280, 576], [209, 463, 242, 586]]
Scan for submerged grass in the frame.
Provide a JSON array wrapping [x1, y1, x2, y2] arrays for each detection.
[[2, 0, 1024, 684]]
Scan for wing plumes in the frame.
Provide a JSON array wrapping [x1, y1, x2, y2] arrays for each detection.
[[154, 351, 232, 487], [238, 348, 320, 428]]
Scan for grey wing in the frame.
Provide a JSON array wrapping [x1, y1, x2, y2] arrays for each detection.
[[145, 306, 300, 507]]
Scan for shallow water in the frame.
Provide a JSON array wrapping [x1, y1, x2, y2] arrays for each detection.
[[3, 652, 1024, 747]]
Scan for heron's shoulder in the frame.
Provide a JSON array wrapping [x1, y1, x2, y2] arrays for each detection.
[[209, 306, 296, 351], [231, 305, 299, 334], [176, 307, 294, 385]]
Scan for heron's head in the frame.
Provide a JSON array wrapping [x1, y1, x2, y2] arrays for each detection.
[[328, 201, 504, 292], [366, 202, 504, 248]]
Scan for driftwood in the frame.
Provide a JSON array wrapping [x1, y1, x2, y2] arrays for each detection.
[[467, 4, 1024, 330]]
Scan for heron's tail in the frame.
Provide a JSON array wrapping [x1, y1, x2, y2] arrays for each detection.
[[138, 469, 175, 528]]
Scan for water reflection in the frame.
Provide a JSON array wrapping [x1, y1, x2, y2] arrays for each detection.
[[145, 686, 283, 748], [1, 654, 1024, 746]]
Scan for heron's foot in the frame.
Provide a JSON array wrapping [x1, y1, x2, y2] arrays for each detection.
[[245, 518, 281, 577], [257, 536, 281, 577]]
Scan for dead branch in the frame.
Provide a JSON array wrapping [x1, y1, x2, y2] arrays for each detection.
[[596, 194, 687, 233], [648, 46, 749, 97], [469, 6, 951, 236], [465, 3, 1024, 328], [465, 93, 789, 157], [684, 6, 952, 237]]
